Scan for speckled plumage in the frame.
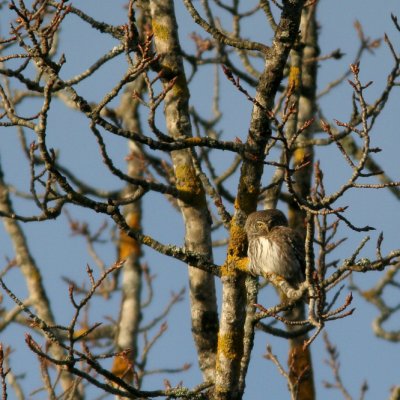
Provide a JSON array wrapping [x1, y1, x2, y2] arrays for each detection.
[[244, 210, 305, 287]]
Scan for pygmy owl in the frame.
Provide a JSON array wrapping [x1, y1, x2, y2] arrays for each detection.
[[244, 209, 305, 287]]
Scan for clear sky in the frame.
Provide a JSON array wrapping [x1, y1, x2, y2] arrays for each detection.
[[1, 1, 400, 399]]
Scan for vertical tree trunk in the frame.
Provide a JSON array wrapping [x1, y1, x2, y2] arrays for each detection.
[[112, 76, 145, 383], [287, 4, 319, 399], [150, 0, 219, 382], [216, 1, 306, 398]]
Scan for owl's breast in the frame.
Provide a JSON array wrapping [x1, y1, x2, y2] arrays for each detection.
[[248, 236, 298, 279]]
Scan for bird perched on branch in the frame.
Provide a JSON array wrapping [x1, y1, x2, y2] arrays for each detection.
[[244, 209, 305, 288]]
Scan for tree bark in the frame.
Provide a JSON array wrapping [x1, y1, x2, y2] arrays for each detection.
[[150, 0, 219, 382], [112, 76, 145, 384], [287, 5, 319, 400], [216, 1, 306, 398]]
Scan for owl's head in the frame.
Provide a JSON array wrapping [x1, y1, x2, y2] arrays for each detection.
[[244, 209, 288, 239]]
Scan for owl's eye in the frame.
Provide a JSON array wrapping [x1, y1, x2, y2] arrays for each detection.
[[256, 221, 266, 229]]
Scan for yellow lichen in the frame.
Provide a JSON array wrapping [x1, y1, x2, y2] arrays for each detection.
[[217, 332, 242, 361], [221, 256, 249, 277], [73, 327, 89, 340], [213, 385, 229, 397], [221, 216, 250, 276], [111, 355, 133, 382], [171, 73, 189, 98], [289, 66, 301, 89], [141, 235, 153, 246], [175, 164, 198, 191], [174, 164, 205, 205], [226, 221, 247, 257], [152, 21, 169, 41], [220, 261, 237, 277], [183, 137, 202, 146], [235, 257, 250, 272], [361, 289, 377, 301], [293, 147, 307, 164], [119, 213, 141, 260]]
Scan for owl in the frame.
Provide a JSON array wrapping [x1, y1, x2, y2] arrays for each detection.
[[244, 209, 305, 288]]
